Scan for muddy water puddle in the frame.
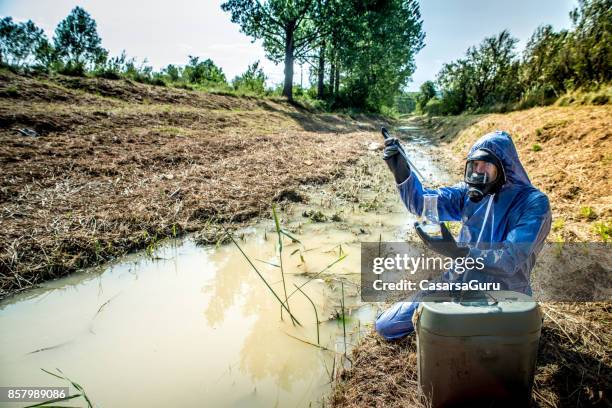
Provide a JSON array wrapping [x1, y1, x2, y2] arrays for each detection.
[[0, 128, 450, 407]]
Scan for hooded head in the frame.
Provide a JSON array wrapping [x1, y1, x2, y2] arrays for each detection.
[[464, 131, 531, 202], [468, 131, 531, 185]]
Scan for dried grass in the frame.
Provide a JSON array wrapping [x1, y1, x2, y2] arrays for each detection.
[[331, 302, 611, 408], [0, 71, 377, 298], [333, 108, 611, 407]]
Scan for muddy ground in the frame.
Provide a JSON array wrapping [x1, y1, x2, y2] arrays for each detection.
[[0, 70, 385, 298]]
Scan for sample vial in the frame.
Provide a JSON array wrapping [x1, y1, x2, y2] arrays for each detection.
[[420, 194, 442, 236]]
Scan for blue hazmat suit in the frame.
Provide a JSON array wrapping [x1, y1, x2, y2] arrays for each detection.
[[375, 131, 552, 340]]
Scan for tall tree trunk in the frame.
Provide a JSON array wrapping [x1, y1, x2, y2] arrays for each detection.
[[283, 23, 295, 101], [330, 56, 336, 97], [334, 59, 340, 95], [317, 41, 326, 99]]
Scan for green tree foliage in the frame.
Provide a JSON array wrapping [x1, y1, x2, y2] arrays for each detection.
[[183, 56, 227, 86], [431, 0, 610, 115], [93, 50, 130, 79], [394, 91, 418, 113], [569, 0, 611, 86], [310, 0, 424, 111], [0, 17, 51, 68], [434, 30, 520, 114], [520, 25, 572, 104], [233, 60, 266, 94], [53, 6, 106, 74], [221, 0, 326, 101], [416, 80, 436, 110], [163, 64, 182, 82]]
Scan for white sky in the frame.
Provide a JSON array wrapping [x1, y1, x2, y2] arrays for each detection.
[[0, 0, 576, 90]]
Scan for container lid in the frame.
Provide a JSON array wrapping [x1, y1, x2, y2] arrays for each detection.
[[418, 291, 542, 337]]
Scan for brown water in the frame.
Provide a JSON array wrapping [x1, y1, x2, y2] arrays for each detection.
[[0, 131, 449, 407]]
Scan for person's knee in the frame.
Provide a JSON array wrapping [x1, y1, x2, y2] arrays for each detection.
[[375, 313, 396, 339], [375, 301, 418, 340]]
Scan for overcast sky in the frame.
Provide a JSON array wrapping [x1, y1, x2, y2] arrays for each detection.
[[0, 0, 577, 91]]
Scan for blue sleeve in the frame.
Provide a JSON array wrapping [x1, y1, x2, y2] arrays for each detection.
[[397, 173, 467, 222], [467, 193, 552, 278]]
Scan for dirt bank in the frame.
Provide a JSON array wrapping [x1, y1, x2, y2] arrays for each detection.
[[411, 106, 612, 242], [0, 70, 384, 298]]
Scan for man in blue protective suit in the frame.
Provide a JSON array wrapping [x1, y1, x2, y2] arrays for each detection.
[[375, 130, 552, 340]]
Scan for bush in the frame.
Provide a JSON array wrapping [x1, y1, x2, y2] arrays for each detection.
[[92, 50, 129, 80], [183, 56, 227, 86], [422, 95, 465, 116], [517, 85, 558, 109], [594, 221, 611, 242], [580, 206, 597, 220], [232, 61, 266, 95], [56, 61, 85, 76]]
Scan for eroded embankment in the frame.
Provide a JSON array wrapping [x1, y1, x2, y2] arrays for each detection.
[[0, 70, 383, 298]]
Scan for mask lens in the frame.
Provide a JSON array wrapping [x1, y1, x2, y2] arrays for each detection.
[[465, 160, 497, 183]]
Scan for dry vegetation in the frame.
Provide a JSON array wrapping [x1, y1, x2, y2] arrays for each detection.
[[332, 303, 611, 408], [0, 70, 380, 298], [2, 70, 610, 408]]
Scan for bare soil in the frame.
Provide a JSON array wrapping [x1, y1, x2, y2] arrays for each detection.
[[0, 70, 384, 298]]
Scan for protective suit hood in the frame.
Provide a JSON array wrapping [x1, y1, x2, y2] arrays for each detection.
[[467, 131, 530, 187]]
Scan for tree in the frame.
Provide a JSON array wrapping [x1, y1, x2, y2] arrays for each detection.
[[568, 0, 611, 86], [331, 0, 425, 110], [221, 0, 327, 101], [521, 25, 571, 99], [435, 58, 472, 114], [436, 30, 520, 113], [183, 56, 227, 85], [163, 64, 182, 82], [417, 80, 436, 110], [0, 17, 51, 68], [233, 60, 266, 94], [53, 6, 106, 72]]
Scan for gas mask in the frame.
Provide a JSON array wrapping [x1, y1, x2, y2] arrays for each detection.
[[464, 149, 505, 202]]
